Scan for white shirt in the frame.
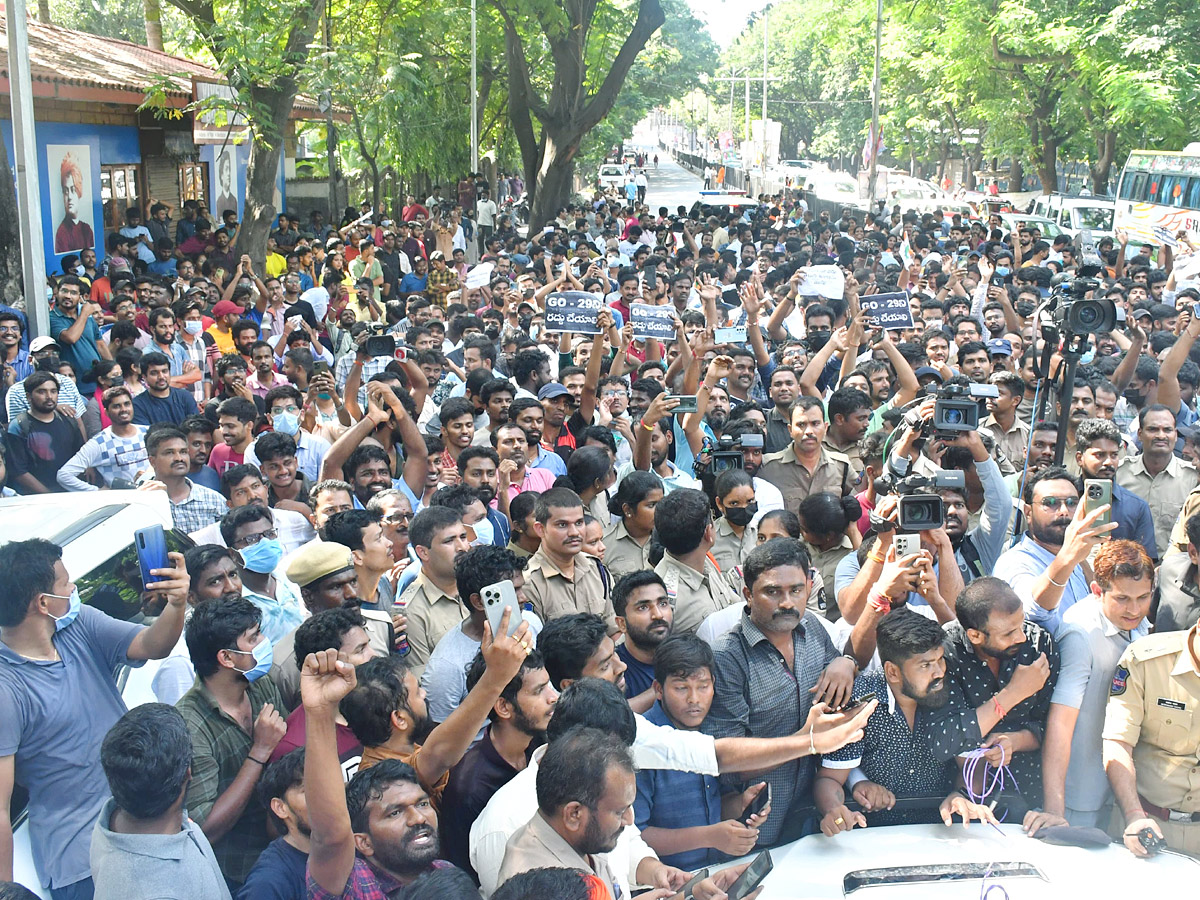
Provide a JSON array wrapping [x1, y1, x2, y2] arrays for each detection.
[[477, 199, 498, 227], [470, 718, 718, 896]]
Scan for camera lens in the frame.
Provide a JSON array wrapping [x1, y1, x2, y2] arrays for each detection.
[[944, 408, 964, 425], [1088, 485, 1102, 499], [1077, 304, 1100, 326]]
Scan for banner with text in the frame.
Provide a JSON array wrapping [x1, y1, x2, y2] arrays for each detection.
[[544, 291, 603, 334], [631, 303, 676, 342], [860, 292, 913, 330]]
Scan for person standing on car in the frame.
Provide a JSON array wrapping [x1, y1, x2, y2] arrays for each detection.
[[0, 538, 190, 899], [1102, 616, 1200, 858]]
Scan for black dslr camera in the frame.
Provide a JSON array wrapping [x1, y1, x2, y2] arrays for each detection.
[[931, 382, 999, 438]]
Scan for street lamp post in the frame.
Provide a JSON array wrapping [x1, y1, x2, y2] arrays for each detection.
[[866, 0, 882, 207], [470, 0, 478, 173], [761, 5, 769, 174], [6, 0, 48, 336]]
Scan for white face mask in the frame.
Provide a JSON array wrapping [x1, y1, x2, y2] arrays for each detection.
[[184, 321, 203, 335]]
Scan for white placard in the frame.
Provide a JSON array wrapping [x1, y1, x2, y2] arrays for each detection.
[[799, 265, 845, 300]]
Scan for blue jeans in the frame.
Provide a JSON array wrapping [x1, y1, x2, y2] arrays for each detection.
[[50, 877, 94, 900]]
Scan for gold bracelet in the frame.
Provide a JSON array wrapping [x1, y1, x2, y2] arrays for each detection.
[[868, 553, 886, 565]]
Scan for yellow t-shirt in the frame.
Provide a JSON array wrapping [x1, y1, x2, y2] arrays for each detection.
[[265, 252, 287, 278]]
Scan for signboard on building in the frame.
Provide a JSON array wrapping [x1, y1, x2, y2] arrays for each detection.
[[192, 79, 250, 145]]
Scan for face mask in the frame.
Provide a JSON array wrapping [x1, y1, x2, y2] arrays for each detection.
[[45, 589, 81, 632], [1123, 387, 1145, 406], [229, 638, 274, 682], [806, 332, 830, 353], [240, 537, 284, 574], [471, 515, 495, 547], [995, 266, 1010, 277], [273, 411, 300, 436], [724, 504, 758, 527], [184, 320, 203, 335]]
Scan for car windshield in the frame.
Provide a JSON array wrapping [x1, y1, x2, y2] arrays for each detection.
[[1075, 206, 1114, 230]]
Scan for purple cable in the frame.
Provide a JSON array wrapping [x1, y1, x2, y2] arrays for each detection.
[[961, 748, 1019, 815]]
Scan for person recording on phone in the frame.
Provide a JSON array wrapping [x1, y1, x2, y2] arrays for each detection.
[[421, 545, 544, 732], [816, 610, 999, 834], [994, 466, 1120, 637], [1071, 418, 1157, 562]]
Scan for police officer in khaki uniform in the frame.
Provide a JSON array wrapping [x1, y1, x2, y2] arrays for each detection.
[[1102, 623, 1200, 858], [523, 487, 616, 631], [758, 397, 856, 512], [653, 487, 742, 634]]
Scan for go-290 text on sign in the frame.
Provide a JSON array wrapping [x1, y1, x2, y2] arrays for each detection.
[[544, 292, 603, 335]]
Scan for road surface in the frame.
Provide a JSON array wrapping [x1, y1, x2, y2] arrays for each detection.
[[644, 155, 704, 214]]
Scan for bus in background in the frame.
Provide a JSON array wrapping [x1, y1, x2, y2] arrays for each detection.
[[1114, 145, 1200, 248]]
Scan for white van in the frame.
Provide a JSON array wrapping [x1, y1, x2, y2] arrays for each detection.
[[1030, 194, 1115, 239]]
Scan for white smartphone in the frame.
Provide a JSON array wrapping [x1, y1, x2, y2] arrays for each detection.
[[893, 533, 921, 558], [714, 325, 748, 344], [482, 579, 524, 638]]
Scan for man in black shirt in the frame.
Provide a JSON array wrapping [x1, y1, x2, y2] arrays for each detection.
[[925, 576, 1059, 794], [132, 352, 200, 426], [817, 610, 998, 832], [5, 371, 84, 492]]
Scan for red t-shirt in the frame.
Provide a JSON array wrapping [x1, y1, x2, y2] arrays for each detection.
[[207, 443, 245, 475], [272, 706, 363, 782]]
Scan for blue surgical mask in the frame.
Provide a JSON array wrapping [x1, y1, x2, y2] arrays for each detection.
[[228, 638, 274, 682], [240, 537, 283, 574], [273, 411, 300, 436], [471, 516, 495, 547], [995, 266, 1010, 277], [45, 589, 81, 631]]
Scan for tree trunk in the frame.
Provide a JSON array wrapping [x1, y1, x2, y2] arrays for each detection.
[[0, 136, 23, 307], [1035, 136, 1059, 194], [528, 133, 579, 230], [240, 84, 303, 270], [143, 0, 164, 51], [1090, 128, 1117, 195], [36, 0, 49, 22], [1009, 158, 1023, 193]]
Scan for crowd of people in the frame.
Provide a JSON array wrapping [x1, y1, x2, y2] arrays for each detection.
[[2, 164, 1200, 900]]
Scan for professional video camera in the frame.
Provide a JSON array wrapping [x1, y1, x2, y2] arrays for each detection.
[[363, 324, 396, 358], [1047, 275, 1123, 335], [929, 382, 999, 438], [872, 470, 967, 534], [692, 433, 763, 478]]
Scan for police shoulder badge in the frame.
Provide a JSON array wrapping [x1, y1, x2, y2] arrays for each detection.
[[1110, 666, 1129, 696]]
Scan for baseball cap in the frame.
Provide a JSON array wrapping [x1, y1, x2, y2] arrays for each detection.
[[286, 542, 356, 588], [914, 366, 945, 384], [211, 299, 243, 318], [538, 383, 570, 401], [986, 338, 1013, 357], [29, 336, 60, 353]]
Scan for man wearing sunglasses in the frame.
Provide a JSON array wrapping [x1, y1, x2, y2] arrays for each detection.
[[994, 466, 1118, 637]]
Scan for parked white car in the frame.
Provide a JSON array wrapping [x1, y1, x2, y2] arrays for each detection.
[[742, 821, 1198, 898], [597, 163, 628, 190], [1, 491, 191, 898], [1030, 193, 1115, 239]]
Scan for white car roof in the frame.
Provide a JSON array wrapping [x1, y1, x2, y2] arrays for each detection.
[[0, 490, 174, 579]]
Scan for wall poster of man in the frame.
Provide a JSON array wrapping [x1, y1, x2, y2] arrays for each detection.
[[214, 145, 238, 222], [49, 144, 95, 254]]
